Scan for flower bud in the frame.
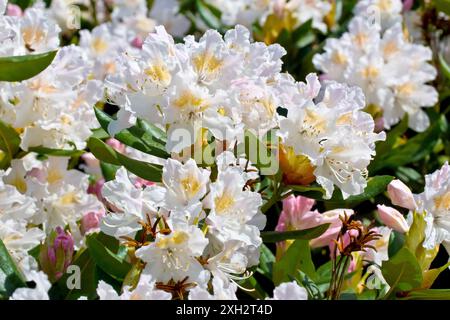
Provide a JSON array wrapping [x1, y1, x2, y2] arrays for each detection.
[[6, 4, 22, 16], [40, 227, 74, 282], [81, 211, 105, 235], [387, 179, 417, 210], [377, 205, 409, 233], [106, 138, 126, 153]]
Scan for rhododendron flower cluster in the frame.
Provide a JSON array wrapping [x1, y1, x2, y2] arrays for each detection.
[[0, 0, 448, 302]]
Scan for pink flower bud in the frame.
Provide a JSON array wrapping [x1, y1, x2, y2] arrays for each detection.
[[131, 36, 144, 49], [40, 227, 74, 282], [377, 205, 409, 233], [106, 138, 126, 153], [387, 179, 417, 210], [403, 0, 414, 12], [7, 4, 22, 16], [133, 177, 155, 189], [88, 178, 105, 201], [81, 211, 105, 235]]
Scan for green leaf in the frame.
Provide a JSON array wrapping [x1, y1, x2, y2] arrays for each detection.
[[0, 120, 21, 169], [400, 289, 450, 300], [100, 162, 120, 182], [88, 137, 163, 182], [291, 176, 394, 208], [256, 244, 275, 281], [242, 130, 278, 175], [381, 247, 423, 297], [87, 137, 121, 166], [50, 248, 97, 300], [370, 116, 448, 173], [28, 146, 85, 157], [292, 19, 315, 49], [0, 51, 57, 82], [435, 0, 450, 15], [273, 240, 316, 285], [439, 53, 450, 81], [85, 234, 131, 282], [261, 224, 330, 243], [239, 276, 268, 299], [0, 239, 27, 299], [422, 261, 450, 289], [116, 152, 163, 182], [374, 115, 409, 159], [196, 0, 222, 30], [94, 108, 169, 159]]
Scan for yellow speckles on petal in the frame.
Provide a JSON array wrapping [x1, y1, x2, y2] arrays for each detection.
[[156, 231, 189, 249], [360, 66, 380, 79], [91, 37, 109, 55], [336, 112, 353, 125], [180, 176, 201, 198], [378, 0, 393, 11], [144, 62, 171, 86], [22, 27, 45, 51], [396, 83, 415, 96], [192, 52, 224, 80], [353, 33, 369, 48], [383, 41, 399, 57], [59, 191, 78, 205], [173, 90, 209, 113], [214, 193, 235, 214], [434, 191, 450, 210], [332, 51, 348, 65], [47, 169, 63, 184]]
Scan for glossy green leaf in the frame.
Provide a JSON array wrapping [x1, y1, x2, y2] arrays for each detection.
[[435, 0, 450, 15], [381, 247, 423, 297], [88, 137, 163, 182], [400, 289, 450, 300], [273, 240, 316, 285], [0, 51, 57, 82], [370, 116, 447, 173], [86, 234, 131, 282], [28, 146, 85, 157], [87, 137, 121, 166], [0, 120, 21, 169], [261, 224, 330, 243], [0, 239, 27, 299], [196, 0, 221, 30], [94, 108, 169, 159], [256, 244, 275, 281], [439, 53, 450, 81]]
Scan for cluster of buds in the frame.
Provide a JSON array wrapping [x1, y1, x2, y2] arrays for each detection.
[[39, 227, 74, 283]]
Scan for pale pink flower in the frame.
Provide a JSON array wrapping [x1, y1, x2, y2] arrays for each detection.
[[276, 195, 353, 254], [387, 179, 417, 210], [6, 4, 22, 16], [81, 211, 105, 235], [106, 138, 126, 153], [377, 205, 409, 233]]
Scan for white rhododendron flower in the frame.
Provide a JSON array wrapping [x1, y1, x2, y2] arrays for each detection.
[[10, 271, 51, 300], [205, 0, 332, 33], [0, 4, 60, 56], [102, 153, 265, 293], [0, 46, 102, 150], [268, 281, 308, 300], [314, 15, 438, 132], [97, 275, 172, 300], [415, 163, 450, 254], [106, 25, 286, 152], [353, 0, 403, 30], [279, 74, 385, 199]]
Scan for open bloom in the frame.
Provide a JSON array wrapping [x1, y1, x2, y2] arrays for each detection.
[[313, 14, 438, 132], [415, 163, 450, 254], [278, 74, 385, 199]]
